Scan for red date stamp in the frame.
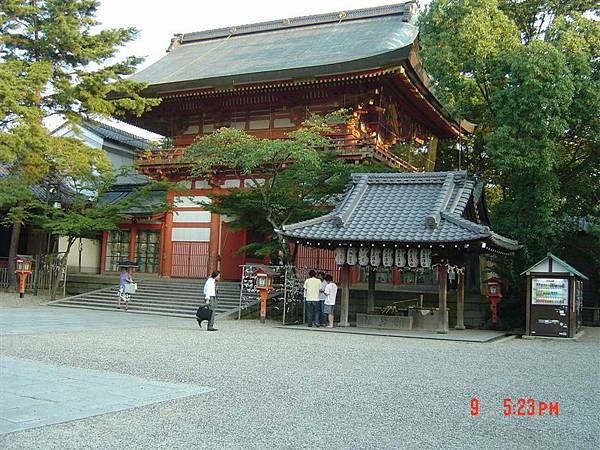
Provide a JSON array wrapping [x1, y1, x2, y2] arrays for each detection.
[[470, 397, 559, 416]]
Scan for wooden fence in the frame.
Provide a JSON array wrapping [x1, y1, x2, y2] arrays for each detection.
[[0, 255, 67, 293]]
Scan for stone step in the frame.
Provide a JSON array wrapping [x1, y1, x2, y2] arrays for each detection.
[[50, 299, 234, 316], [79, 294, 241, 307], [50, 282, 255, 319], [80, 292, 241, 304]]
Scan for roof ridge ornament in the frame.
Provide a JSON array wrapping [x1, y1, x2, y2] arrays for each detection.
[[426, 172, 455, 229], [167, 34, 183, 53], [335, 177, 368, 228]]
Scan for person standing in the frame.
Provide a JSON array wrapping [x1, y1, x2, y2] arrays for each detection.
[[304, 270, 322, 327], [323, 274, 338, 328], [203, 270, 220, 331], [318, 271, 328, 326]]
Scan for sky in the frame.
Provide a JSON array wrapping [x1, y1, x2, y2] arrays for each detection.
[[88, 0, 419, 138]]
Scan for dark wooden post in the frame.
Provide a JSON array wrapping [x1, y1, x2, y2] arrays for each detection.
[[437, 263, 448, 333], [525, 276, 531, 336], [455, 270, 465, 329], [367, 268, 376, 313], [339, 263, 350, 327]]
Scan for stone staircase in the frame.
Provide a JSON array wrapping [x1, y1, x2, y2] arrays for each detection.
[[48, 279, 252, 319]]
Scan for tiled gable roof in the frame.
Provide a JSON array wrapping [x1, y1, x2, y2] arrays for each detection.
[[280, 171, 520, 251], [131, 2, 418, 91], [81, 122, 155, 150]]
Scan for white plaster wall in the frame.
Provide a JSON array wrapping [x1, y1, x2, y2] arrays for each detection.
[[58, 237, 102, 273]]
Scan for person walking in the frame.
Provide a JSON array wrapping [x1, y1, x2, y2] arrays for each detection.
[[318, 271, 328, 326], [117, 266, 134, 311], [304, 270, 321, 327], [323, 274, 338, 328], [203, 270, 220, 331]]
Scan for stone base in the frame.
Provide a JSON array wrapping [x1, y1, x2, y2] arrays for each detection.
[[409, 308, 448, 332], [356, 313, 413, 330]]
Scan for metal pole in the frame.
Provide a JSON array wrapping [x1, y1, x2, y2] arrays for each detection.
[[282, 268, 288, 325], [237, 265, 245, 320], [33, 254, 40, 296]]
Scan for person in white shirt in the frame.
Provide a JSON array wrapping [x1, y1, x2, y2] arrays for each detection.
[[203, 270, 220, 331], [323, 274, 338, 328], [303, 270, 322, 327], [318, 271, 328, 326]]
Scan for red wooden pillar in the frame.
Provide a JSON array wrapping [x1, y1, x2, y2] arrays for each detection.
[[209, 212, 220, 273], [163, 193, 174, 277], [129, 225, 137, 262], [392, 267, 401, 286]]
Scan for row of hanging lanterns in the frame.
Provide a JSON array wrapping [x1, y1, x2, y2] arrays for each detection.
[[335, 247, 432, 268]]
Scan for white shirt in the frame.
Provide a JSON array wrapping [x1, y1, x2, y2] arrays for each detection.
[[319, 280, 327, 301], [204, 277, 216, 300], [303, 277, 321, 301], [324, 282, 338, 305]]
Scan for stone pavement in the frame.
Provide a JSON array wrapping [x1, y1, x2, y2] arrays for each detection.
[[0, 306, 189, 335], [0, 305, 598, 449], [0, 356, 212, 434]]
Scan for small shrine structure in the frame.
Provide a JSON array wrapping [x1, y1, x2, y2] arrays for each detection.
[[279, 171, 520, 332]]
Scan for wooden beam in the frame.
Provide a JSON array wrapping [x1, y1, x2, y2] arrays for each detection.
[[339, 263, 350, 327], [367, 268, 376, 313], [437, 263, 449, 333]]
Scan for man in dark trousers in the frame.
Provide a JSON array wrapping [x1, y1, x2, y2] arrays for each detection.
[[202, 270, 220, 331]]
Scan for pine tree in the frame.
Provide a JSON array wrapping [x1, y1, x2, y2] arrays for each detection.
[[0, 0, 160, 288]]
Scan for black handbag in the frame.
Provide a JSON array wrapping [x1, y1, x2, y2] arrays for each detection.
[[196, 305, 212, 321]]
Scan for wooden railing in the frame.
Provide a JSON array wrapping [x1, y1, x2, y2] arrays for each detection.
[[135, 133, 418, 172]]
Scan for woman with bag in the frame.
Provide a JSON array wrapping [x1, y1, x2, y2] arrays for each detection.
[[117, 265, 136, 311]]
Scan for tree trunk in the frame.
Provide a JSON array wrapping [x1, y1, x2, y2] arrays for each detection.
[[7, 221, 22, 291], [50, 238, 74, 300]]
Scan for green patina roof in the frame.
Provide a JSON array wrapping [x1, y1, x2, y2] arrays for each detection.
[[131, 2, 418, 93], [521, 253, 589, 280]]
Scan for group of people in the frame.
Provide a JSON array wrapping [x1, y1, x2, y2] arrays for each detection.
[[119, 266, 338, 330], [304, 270, 338, 328]]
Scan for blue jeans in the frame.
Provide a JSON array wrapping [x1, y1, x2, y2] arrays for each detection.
[[319, 300, 326, 325], [306, 301, 321, 326]]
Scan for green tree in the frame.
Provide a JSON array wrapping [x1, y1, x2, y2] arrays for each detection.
[[185, 113, 394, 263], [29, 175, 169, 299], [419, 0, 600, 321], [0, 0, 160, 288]]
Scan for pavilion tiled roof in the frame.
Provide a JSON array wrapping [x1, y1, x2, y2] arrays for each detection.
[[131, 2, 418, 93], [81, 122, 155, 150], [280, 171, 520, 252]]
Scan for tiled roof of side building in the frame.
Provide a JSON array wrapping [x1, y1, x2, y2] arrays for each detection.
[[130, 2, 418, 92], [81, 122, 156, 150], [280, 171, 520, 252]]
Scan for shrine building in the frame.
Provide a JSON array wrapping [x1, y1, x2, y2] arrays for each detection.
[[108, 2, 473, 282]]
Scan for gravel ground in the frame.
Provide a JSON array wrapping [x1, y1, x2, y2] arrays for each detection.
[[0, 306, 598, 450], [0, 290, 55, 307]]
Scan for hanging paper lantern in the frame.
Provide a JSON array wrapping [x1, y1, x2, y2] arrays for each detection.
[[358, 247, 370, 266], [382, 248, 394, 267], [407, 248, 419, 268], [346, 247, 358, 266], [370, 248, 382, 267], [395, 248, 407, 267], [335, 247, 346, 266], [420, 249, 432, 268]]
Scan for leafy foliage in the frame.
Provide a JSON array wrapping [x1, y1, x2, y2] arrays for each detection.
[[0, 0, 160, 288], [185, 113, 395, 261], [420, 0, 600, 314]]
